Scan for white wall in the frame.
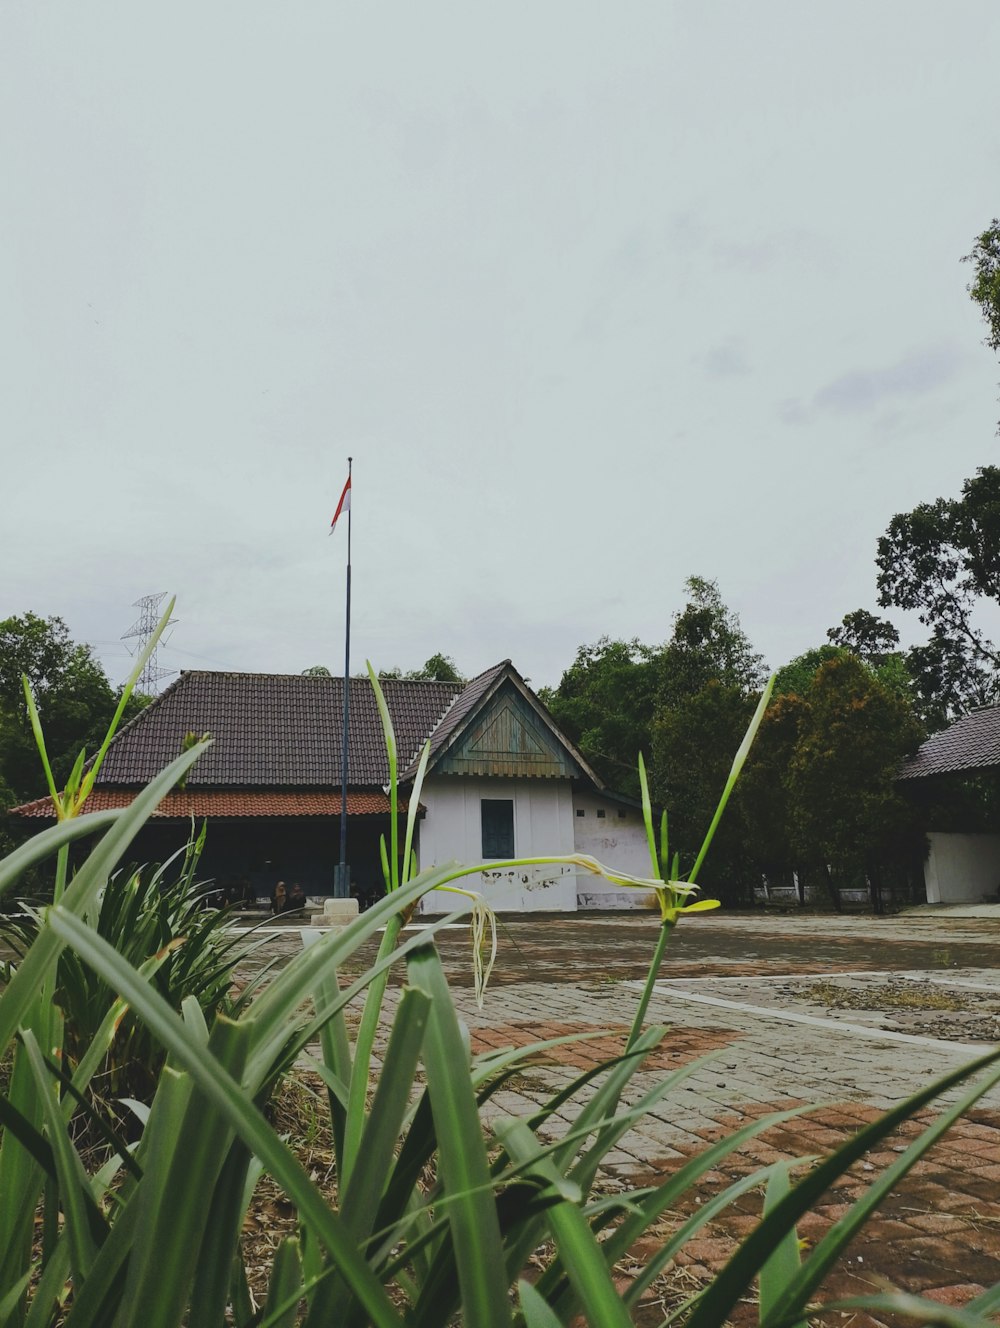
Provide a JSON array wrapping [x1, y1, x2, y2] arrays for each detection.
[[417, 776, 577, 912], [924, 832, 1000, 904], [571, 791, 658, 911]]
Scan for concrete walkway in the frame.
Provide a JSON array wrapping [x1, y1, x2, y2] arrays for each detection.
[[241, 909, 1000, 1318]]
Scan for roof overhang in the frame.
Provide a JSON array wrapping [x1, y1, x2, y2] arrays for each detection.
[[11, 789, 418, 821]]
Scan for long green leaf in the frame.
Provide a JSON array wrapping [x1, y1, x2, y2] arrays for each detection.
[[687, 1044, 1000, 1328], [366, 664, 399, 888], [77, 596, 177, 808], [188, 1144, 256, 1328], [688, 674, 774, 885], [758, 1161, 806, 1328], [518, 1279, 564, 1328], [45, 907, 404, 1328], [815, 1291, 995, 1327], [0, 810, 121, 903], [0, 742, 209, 1059], [637, 752, 659, 881], [123, 1017, 250, 1328], [259, 1238, 303, 1328], [762, 1048, 1000, 1327], [402, 739, 431, 886], [21, 1030, 104, 1284], [407, 943, 512, 1328], [498, 1118, 632, 1328], [342, 987, 431, 1240], [20, 677, 59, 812]]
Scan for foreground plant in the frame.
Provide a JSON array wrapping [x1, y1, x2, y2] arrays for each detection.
[[3, 664, 1000, 1326]]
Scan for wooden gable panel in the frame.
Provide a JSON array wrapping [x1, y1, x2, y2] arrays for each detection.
[[436, 685, 579, 778]]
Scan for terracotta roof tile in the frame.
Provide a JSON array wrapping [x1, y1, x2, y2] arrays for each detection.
[[12, 789, 410, 820]]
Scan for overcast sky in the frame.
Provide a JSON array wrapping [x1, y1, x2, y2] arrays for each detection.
[[3, 3, 999, 691]]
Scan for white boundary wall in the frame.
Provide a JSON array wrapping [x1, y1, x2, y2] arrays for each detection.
[[924, 832, 1000, 904], [571, 791, 657, 910]]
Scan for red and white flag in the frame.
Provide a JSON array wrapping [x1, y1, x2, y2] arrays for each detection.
[[329, 475, 351, 534]]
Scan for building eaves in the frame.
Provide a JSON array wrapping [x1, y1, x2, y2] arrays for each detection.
[[899, 706, 1000, 780]]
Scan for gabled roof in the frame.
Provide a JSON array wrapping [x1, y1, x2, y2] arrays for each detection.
[[401, 659, 605, 788], [12, 662, 606, 821], [899, 706, 1000, 781], [93, 671, 461, 788]]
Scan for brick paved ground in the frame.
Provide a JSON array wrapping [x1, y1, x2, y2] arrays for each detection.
[[241, 910, 1000, 1322]]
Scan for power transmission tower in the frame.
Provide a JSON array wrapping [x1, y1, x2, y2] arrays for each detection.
[[121, 593, 177, 692]]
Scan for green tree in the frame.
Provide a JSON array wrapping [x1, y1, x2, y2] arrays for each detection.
[[651, 681, 756, 904], [773, 644, 846, 699], [541, 638, 656, 796], [876, 466, 1000, 719], [963, 218, 1000, 368], [655, 576, 766, 707], [0, 613, 144, 803], [786, 655, 924, 913], [826, 610, 900, 666], [407, 653, 464, 683], [738, 692, 809, 900]]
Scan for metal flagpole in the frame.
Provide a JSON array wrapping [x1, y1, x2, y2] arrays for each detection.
[[336, 456, 352, 897]]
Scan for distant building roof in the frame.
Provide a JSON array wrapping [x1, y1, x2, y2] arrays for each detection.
[[92, 671, 462, 788], [899, 706, 1000, 781], [11, 661, 607, 821]]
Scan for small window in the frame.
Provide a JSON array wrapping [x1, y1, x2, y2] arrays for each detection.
[[596, 809, 606, 819], [576, 808, 585, 818], [481, 799, 514, 858], [618, 809, 628, 820]]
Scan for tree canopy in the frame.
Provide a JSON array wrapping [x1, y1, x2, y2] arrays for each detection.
[[963, 218, 1000, 367], [0, 613, 147, 807], [875, 465, 1000, 720]]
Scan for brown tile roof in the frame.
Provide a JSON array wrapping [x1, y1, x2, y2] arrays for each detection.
[[93, 671, 462, 788], [899, 706, 1000, 780], [13, 789, 410, 820]]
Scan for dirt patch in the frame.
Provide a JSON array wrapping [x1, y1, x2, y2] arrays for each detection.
[[799, 977, 1000, 1043]]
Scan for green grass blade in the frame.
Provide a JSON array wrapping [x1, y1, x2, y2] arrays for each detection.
[[0, 1093, 55, 1180], [259, 1238, 304, 1328], [340, 915, 403, 1192], [762, 1049, 1000, 1327], [518, 1279, 564, 1328], [20, 677, 59, 812], [407, 943, 512, 1328], [758, 1161, 806, 1328], [342, 986, 430, 1240], [121, 1017, 250, 1328], [637, 752, 660, 881], [44, 908, 404, 1328], [402, 740, 430, 886], [366, 664, 399, 888], [301, 930, 352, 1170], [0, 743, 209, 1059], [688, 673, 774, 884], [0, 810, 121, 904], [498, 1118, 632, 1328], [687, 1044, 1000, 1328], [20, 1030, 103, 1283], [815, 1291, 995, 1326], [77, 596, 176, 807], [21, 1241, 71, 1328], [188, 1145, 256, 1328]]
